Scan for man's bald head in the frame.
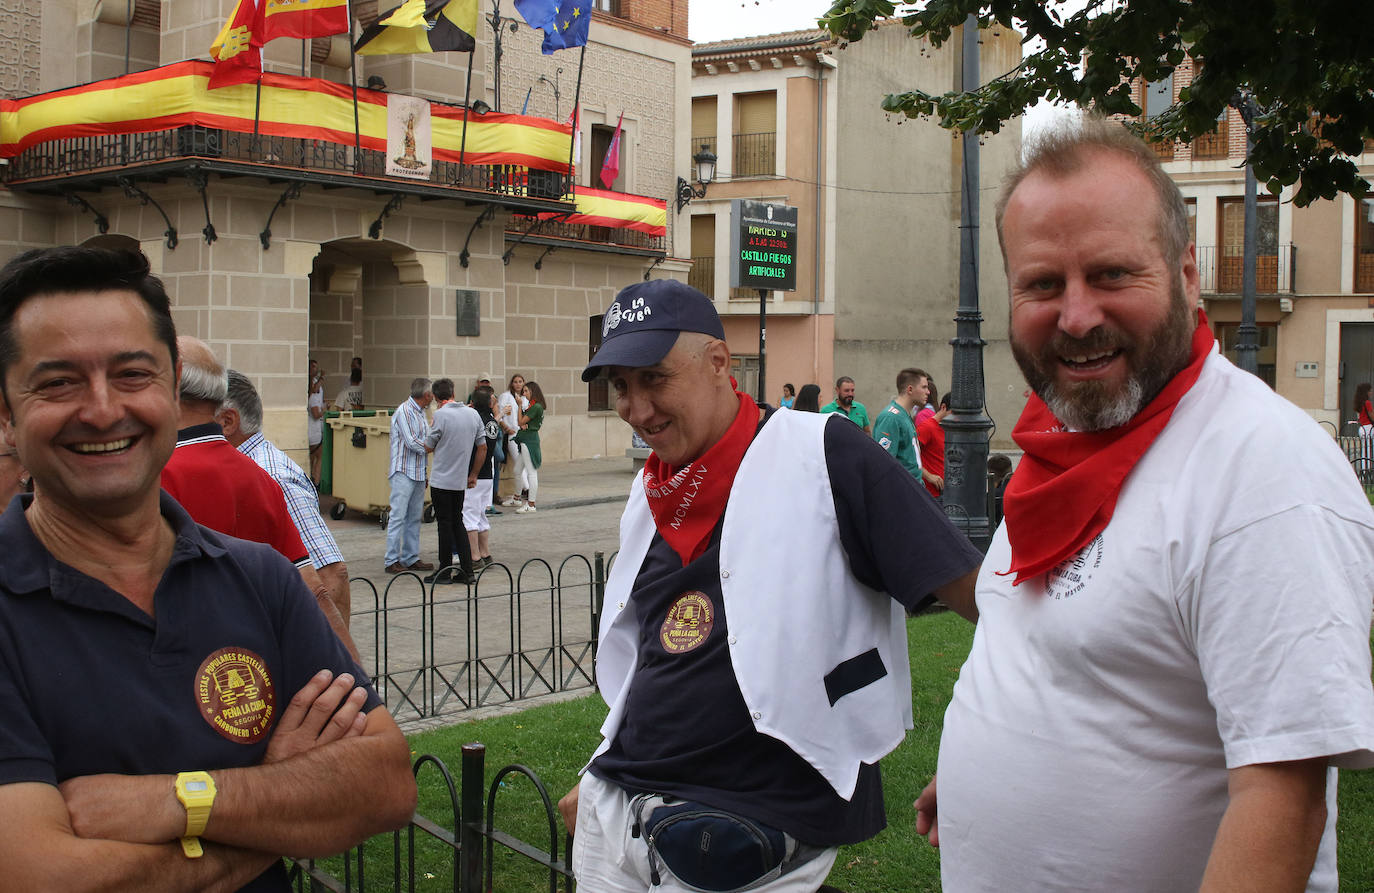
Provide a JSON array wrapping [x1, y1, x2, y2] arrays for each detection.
[[176, 336, 227, 418]]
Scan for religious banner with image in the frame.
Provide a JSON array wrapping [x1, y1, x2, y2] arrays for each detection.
[[386, 94, 432, 179]]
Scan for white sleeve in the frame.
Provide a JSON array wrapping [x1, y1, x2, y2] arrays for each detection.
[[1186, 504, 1374, 770]]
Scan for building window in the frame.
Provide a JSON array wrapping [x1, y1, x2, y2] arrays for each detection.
[[588, 315, 610, 411], [589, 123, 623, 190], [733, 91, 776, 177], [1192, 114, 1230, 160], [730, 355, 760, 400], [1140, 75, 1174, 160], [1185, 197, 1197, 248], [594, 0, 622, 14], [1213, 323, 1277, 389], [1217, 197, 1278, 292], [691, 96, 717, 164], [1357, 198, 1374, 293], [689, 214, 716, 298]]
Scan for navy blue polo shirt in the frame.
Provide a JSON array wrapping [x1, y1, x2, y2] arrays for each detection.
[[591, 414, 982, 845], [0, 493, 381, 892]]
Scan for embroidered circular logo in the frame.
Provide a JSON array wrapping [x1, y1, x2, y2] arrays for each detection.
[[195, 648, 276, 744], [660, 591, 714, 654], [1043, 533, 1105, 601]]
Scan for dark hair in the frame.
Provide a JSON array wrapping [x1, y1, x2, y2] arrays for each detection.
[[432, 377, 455, 402], [524, 380, 546, 408], [782, 383, 795, 397], [835, 375, 854, 389], [0, 246, 177, 395], [927, 379, 939, 408], [472, 385, 494, 415], [939, 393, 951, 411], [1356, 383, 1372, 416], [349, 367, 362, 385], [896, 367, 928, 393], [794, 384, 821, 412]]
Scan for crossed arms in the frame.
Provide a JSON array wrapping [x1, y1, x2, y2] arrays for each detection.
[[0, 670, 418, 893]]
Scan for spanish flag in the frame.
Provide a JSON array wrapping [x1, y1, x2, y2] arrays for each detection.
[[209, 0, 264, 90], [261, 0, 350, 41], [355, 0, 479, 55]]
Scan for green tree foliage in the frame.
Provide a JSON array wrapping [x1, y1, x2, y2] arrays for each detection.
[[820, 0, 1374, 205]]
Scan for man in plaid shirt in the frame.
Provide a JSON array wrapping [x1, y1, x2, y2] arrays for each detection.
[[384, 378, 434, 574], [219, 370, 353, 628]]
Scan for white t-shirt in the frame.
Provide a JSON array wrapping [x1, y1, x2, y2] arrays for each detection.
[[496, 391, 528, 438], [937, 349, 1374, 892], [307, 391, 325, 446], [335, 385, 363, 409]]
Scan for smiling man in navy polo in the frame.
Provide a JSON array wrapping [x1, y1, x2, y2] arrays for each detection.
[[0, 246, 416, 891]]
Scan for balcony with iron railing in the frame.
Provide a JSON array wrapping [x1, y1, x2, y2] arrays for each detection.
[[688, 255, 715, 296], [732, 131, 776, 177], [0, 61, 577, 224], [1197, 244, 1297, 294]]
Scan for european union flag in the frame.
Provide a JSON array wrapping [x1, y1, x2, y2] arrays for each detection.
[[514, 0, 591, 54]]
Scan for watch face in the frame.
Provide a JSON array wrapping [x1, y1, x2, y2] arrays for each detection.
[[186, 781, 208, 792]]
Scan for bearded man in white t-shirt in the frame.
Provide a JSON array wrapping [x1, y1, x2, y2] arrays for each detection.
[[924, 118, 1374, 892]]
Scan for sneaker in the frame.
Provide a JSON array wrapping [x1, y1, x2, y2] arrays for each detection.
[[501, 496, 521, 507], [424, 569, 477, 585], [485, 506, 502, 515], [479, 555, 494, 568], [516, 504, 537, 514], [408, 560, 435, 571]]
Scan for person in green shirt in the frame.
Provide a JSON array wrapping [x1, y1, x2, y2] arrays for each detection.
[[872, 367, 931, 481], [513, 380, 545, 513], [820, 376, 871, 433]]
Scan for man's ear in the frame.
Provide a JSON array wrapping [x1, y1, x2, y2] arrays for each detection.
[[705, 339, 732, 378], [0, 387, 14, 449], [216, 407, 240, 439]]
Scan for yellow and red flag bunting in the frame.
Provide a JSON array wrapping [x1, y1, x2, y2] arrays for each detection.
[[262, 0, 350, 41], [0, 61, 572, 174], [538, 185, 666, 237]]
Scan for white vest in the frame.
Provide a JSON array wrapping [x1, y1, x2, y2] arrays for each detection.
[[591, 409, 913, 800]]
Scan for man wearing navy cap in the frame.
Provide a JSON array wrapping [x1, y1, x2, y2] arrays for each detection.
[[558, 279, 982, 891]]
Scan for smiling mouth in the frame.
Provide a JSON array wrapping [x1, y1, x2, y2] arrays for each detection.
[[68, 437, 134, 454], [639, 421, 670, 436], [1059, 348, 1122, 372]]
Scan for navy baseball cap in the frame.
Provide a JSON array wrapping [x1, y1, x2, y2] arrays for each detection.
[[581, 280, 725, 382]]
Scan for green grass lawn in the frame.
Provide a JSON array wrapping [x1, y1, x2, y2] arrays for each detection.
[[384, 611, 1374, 892]]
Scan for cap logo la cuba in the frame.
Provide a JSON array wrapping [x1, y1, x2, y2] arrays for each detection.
[[602, 296, 654, 337]]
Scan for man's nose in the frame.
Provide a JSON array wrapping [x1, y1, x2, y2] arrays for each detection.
[[1056, 278, 1107, 339], [78, 376, 122, 428]]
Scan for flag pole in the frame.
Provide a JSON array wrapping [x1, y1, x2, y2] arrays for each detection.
[[566, 42, 586, 197], [457, 45, 477, 184], [347, 0, 362, 174]]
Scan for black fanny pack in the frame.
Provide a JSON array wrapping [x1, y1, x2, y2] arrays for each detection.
[[631, 794, 800, 892]]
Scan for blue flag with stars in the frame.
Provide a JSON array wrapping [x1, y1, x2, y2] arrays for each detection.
[[514, 0, 591, 54]]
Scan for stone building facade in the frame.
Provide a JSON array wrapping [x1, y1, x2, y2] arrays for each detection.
[[0, 0, 691, 468]]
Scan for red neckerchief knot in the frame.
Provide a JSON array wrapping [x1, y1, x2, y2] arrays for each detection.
[[642, 390, 757, 566], [1000, 309, 1214, 585]]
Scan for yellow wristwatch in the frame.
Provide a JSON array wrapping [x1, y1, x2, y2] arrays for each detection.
[[174, 771, 217, 858]]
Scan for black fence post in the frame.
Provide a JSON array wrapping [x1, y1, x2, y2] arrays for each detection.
[[591, 551, 605, 653], [461, 743, 485, 893]]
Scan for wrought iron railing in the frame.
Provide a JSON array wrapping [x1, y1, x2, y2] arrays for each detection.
[[732, 131, 776, 177], [688, 255, 715, 296], [4, 124, 571, 204], [290, 743, 575, 893], [1197, 243, 1297, 294], [509, 215, 666, 253], [351, 552, 606, 723]]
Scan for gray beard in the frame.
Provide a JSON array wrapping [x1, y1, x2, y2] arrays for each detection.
[[1041, 376, 1145, 431]]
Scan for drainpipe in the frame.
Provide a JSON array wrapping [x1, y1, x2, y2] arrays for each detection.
[[814, 50, 836, 382]]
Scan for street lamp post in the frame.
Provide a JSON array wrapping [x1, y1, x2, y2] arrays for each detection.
[[943, 14, 995, 552]]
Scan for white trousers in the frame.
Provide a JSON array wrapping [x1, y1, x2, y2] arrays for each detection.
[[510, 440, 539, 502], [462, 479, 491, 532], [571, 773, 837, 893]]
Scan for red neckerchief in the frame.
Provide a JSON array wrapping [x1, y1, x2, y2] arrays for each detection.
[[1001, 310, 1214, 585], [642, 391, 757, 566]]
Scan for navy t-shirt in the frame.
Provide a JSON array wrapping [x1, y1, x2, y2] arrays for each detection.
[[0, 493, 382, 892], [591, 413, 982, 845]]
